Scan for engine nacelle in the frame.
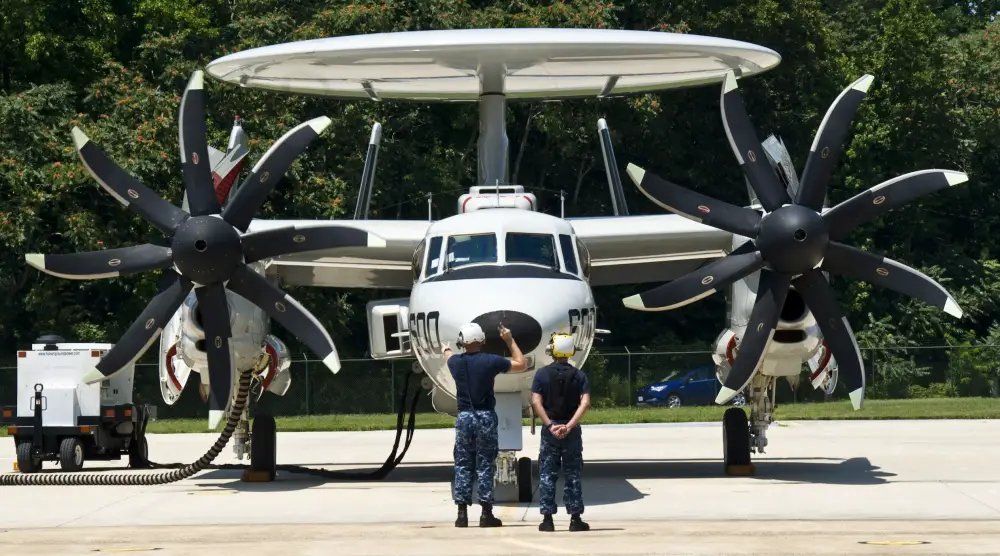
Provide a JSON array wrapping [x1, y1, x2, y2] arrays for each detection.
[[260, 334, 293, 397], [157, 263, 285, 406], [367, 298, 413, 359]]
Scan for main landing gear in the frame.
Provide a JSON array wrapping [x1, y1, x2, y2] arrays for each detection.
[[242, 413, 277, 482], [722, 374, 774, 476]]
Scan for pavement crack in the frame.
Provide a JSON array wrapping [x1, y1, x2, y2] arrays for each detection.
[[941, 481, 1000, 516]]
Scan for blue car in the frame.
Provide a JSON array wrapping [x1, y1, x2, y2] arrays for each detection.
[[636, 365, 746, 408]]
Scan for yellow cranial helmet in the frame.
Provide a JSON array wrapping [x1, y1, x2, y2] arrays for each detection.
[[547, 333, 576, 358]]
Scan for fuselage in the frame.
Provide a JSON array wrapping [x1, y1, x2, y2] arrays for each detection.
[[406, 208, 597, 411]]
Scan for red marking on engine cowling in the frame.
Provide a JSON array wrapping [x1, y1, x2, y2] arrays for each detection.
[[165, 344, 183, 392], [261, 343, 278, 392], [726, 334, 737, 366], [809, 340, 832, 381]]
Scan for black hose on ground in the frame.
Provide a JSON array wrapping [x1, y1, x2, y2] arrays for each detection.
[[0, 369, 254, 486], [141, 370, 423, 480]]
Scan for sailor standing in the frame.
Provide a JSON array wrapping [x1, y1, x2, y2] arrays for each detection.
[[442, 322, 528, 527], [530, 333, 591, 532]]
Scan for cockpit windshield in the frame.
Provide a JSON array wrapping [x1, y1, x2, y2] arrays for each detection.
[[505, 233, 557, 268], [446, 233, 497, 269]]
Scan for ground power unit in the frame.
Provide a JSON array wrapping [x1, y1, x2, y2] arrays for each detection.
[[0, 335, 150, 472]]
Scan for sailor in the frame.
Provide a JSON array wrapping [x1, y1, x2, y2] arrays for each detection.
[[530, 333, 591, 532], [442, 322, 528, 528]]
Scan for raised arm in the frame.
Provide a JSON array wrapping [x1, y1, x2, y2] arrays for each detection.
[[499, 325, 528, 372], [441, 342, 454, 364]]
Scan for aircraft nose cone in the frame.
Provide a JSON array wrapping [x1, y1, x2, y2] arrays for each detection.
[[472, 310, 542, 356]]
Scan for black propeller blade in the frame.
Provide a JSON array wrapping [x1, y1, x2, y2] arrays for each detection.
[[179, 71, 219, 217], [24, 245, 172, 280], [622, 240, 764, 311], [195, 283, 235, 425], [623, 71, 968, 410], [223, 117, 333, 232], [24, 71, 387, 420]]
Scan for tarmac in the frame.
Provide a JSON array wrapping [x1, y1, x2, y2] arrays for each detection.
[[2, 418, 1000, 554]]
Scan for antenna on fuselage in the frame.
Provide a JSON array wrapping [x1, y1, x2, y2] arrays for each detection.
[[352, 122, 382, 219], [597, 118, 629, 216]]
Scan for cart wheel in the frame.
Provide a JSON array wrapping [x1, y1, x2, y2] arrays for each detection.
[[129, 434, 149, 468], [16, 441, 42, 473], [59, 437, 85, 472]]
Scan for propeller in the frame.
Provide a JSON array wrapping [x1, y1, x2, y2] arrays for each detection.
[[25, 70, 387, 425], [622, 71, 967, 410]]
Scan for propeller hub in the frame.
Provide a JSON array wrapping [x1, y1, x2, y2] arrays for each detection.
[[171, 216, 243, 284], [756, 205, 828, 274]]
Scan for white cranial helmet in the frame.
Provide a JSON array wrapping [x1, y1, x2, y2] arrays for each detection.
[[458, 322, 485, 346]]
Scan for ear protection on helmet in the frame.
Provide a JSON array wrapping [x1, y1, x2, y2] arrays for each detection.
[[545, 333, 576, 358]]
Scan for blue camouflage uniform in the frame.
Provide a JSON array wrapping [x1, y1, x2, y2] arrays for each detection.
[[449, 351, 511, 505], [532, 362, 590, 516]]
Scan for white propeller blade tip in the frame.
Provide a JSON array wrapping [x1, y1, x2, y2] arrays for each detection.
[[622, 294, 646, 310], [715, 386, 739, 405], [208, 410, 225, 430], [625, 163, 645, 185], [71, 127, 89, 150], [81, 368, 106, 385], [849, 388, 865, 410], [188, 70, 205, 91], [24, 253, 45, 271], [853, 74, 875, 93], [944, 298, 963, 318], [323, 352, 341, 374], [945, 171, 968, 186], [723, 70, 738, 93], [308, 116, 333, 135]]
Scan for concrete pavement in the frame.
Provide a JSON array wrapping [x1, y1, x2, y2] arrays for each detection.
[[1, 419, 999, 554]]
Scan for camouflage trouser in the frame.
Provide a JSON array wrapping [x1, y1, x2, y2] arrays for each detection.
[[453, 410, 499, 505], [539, 424, 584, 516]]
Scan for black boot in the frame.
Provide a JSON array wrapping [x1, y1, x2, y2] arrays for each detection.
[[479, 503, 502, 527], [569, 514, 589, 532], [538, 514, 554, 532], [455, 504, 468, 527]]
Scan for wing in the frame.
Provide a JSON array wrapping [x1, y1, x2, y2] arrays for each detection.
[[245, 219, 431, 289], [568, 214, 734, 286]]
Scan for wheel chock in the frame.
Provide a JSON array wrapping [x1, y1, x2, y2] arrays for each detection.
[[725, 463, 756, 476], [12, 462, 18, 472], [240, 469, 275, 483]]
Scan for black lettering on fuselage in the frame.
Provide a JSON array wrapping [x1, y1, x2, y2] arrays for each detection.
[[568, 307, 595, 348], [409, 310, 441, 353]]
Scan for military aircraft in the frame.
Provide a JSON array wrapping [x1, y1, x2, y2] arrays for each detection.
[[24, 28, 967, 495]]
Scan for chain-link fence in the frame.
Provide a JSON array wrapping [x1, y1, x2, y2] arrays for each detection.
[[1, 345, 998, 419]]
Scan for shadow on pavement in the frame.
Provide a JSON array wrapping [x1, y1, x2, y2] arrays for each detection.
[[192, 455, 895, 500]]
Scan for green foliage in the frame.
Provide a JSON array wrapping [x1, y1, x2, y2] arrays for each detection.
[[0, 0, 998, 398]]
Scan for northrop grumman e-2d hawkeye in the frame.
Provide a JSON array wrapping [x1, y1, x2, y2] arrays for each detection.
[[23, 28, 968, 497]]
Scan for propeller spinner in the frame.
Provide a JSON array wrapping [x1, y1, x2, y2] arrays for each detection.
[[25, 71, 386, 422], [622, 71, 967, 410]]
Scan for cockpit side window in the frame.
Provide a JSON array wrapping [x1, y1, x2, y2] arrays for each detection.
[[558, 234, 578, 275], [425, 236, 443, 277], [505, 233, 558, 268], [411, 239, 425, 281], [576, 238, 591, 278], [445, 233, 497, 269]]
